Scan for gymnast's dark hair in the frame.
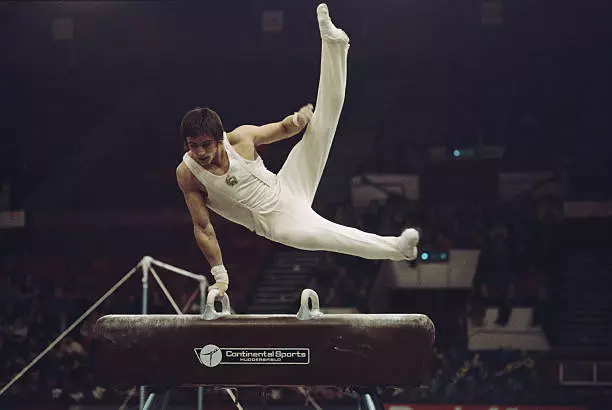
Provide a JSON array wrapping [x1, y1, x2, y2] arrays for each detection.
[[180, 107, 225, 144]]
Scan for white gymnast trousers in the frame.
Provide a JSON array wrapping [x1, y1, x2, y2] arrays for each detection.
[[259, 22, 416, 261], [183, 8, 418, 261]]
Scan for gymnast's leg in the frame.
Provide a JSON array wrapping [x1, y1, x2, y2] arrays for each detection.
[[277, 3, 350, 205], [268, 4, 419, 260], [265, 203, 419, 261]]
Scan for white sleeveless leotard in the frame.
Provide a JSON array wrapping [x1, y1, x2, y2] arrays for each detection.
[[182, 134, 281, 235]]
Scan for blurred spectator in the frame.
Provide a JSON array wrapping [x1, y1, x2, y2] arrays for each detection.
[[359, 199, 383, 233]]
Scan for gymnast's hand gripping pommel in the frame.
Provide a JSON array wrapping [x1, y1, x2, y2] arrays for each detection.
[[209, 265, 229, 296]]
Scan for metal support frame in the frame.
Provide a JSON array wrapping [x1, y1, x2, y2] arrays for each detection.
[[139, 256, 209, 410]]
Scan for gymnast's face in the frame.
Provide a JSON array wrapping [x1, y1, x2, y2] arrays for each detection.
[[186, 134, 220, 166]]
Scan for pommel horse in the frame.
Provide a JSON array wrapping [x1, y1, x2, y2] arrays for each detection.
[[93, 288, 435, 409]]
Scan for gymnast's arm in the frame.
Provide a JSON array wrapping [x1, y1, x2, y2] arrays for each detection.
[[176, 165, 229, 292], [232, 103, 314, 147]]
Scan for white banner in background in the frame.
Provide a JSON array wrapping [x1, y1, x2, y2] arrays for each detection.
[[0, 211, 25, 228]]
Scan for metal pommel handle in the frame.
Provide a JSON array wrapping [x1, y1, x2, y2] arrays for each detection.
[[203, 288, 231, 320], [297, 288, 323, 320]]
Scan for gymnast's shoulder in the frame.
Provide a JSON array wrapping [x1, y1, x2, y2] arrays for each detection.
[[226, 126, 252, 144], [176, 162, 208, 196]]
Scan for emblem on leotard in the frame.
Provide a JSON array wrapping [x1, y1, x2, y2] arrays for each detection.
[[225, 175, 238, 186]]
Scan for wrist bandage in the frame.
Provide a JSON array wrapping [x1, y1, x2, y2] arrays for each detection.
[[291, 112, 301, 127], [211, 265, 229, 284]]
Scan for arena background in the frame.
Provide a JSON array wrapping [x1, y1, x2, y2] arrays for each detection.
[[1, 0, 611, 409]]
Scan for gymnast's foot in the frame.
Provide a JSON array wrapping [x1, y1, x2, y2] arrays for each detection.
[[397, 228, 419, 261], [317, 3, 350, 43]]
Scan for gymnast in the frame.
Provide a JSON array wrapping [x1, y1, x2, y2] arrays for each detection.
[[176, 4, 420, 296]]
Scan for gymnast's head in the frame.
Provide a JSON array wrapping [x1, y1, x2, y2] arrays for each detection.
[[180, 107, 225, 166]]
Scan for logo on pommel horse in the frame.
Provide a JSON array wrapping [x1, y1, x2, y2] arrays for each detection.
[[197, 344, 223, 368], [195, 345, 310, 367]]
